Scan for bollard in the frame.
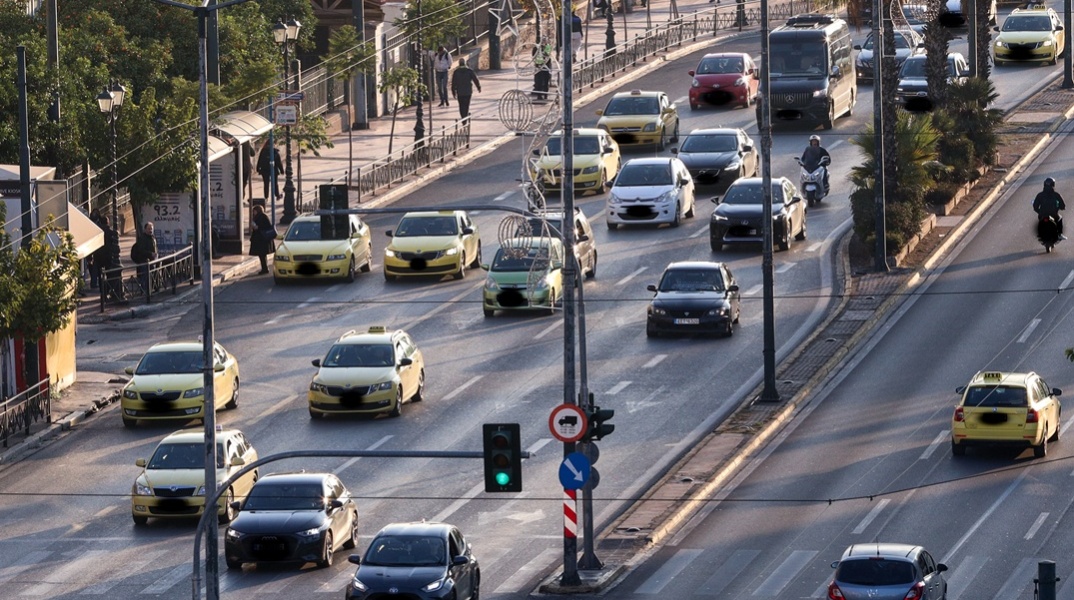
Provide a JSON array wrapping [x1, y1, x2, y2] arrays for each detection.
[[1036, 560, 1058, 600]]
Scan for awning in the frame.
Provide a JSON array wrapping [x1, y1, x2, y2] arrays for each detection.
[[67, 202, 103, 260], [208, 135, 233, 162], [213, 110, 274, 145]]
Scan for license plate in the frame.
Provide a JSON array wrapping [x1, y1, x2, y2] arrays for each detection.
[[805, 184, 816, 191], [749, 229, 757, 235], [674, 318, 700, 325]]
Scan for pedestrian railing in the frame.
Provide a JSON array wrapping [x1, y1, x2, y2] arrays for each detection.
[[0, 378, 51, 449], [97, 244, 196, 312]]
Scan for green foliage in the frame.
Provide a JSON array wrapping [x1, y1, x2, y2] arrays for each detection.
[[324, 25, 377, 82], [378, 66, 425, 108], [396, 0, 467, 50], [294, 115, 334, 157], [944, 77, 1003, 168]]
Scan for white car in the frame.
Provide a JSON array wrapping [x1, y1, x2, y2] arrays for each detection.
[[606, 157, 696, 230]]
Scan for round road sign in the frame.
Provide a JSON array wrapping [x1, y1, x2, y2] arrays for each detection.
[[549, 404, 587, 443]]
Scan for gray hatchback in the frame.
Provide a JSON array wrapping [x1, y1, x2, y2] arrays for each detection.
[[828, 543, 948, 600]]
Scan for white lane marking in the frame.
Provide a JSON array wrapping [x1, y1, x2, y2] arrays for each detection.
[[635, 548, 704, 594], [851, 499, 890, 534], [946, 555, 989, 600], [991, 556, 1041, 600], [674, 95, 688, 105], [607, 381, 631, 395], [745, 284, 763, 296], [494, 191, 513, 202], [752, 550, 817, 597], [690, 224, 708, 238], [643, 354, 667, 368], [696, 549, 760, 596], [92, 505, 117, 519], [627, 385, 667, 413], [920, 430, 948, 460], [334, 435, 393, 474], [1061, 270, 1074, 292], [296, 296, 321, 310], [829, 140, 845, 150], [1017, 318, 1041, 343], [943, 469, 1030, 562], [1025, 512, 1049, 539], [776, 262, 795, 274], [0, 550, 50, 586], [527, 437, 553, 456], [806, 242, 823, 252], [535, 319, 563, 339], [22, 550, 108, 596], [616, 267, 647, 286], [141, 563, 192, 595], [443, 375, 483, 401], [494, 548, 561, 593], [81, 550, 170, 595], [265, 315, 284, 325]]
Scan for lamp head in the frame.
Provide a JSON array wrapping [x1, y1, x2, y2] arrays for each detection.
[[286, 18, 302, 41], [97, 89, 114, 114], [110, 82, 127, 108], [272, 19, 288, 45]]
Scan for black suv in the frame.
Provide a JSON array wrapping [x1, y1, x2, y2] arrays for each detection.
[[346, 521, 480, 600]]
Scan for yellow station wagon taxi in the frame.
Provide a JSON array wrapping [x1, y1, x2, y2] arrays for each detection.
[[596, 90, 681, 151], [272, 214, 372, 283], [131, 427, 258, 525], [383, 211, 481, 280], [951, 371, 1063, 458], [532, 128, 621, 194], [121, 341, 240, 428], [308, 326, 425, 418], [993, 7, 1065, 65]]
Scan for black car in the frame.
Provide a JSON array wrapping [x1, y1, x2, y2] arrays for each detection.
[[854, 29, 924, 82], [896, 52, 969, 110], [710, 176, 807, 252], [224, 472, 359, 570], [646, 261, 741, 337], [671, 128, 758, 188], [346, 521, 480, 600]]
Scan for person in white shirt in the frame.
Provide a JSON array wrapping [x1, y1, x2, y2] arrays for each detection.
[[433, 46, 453, 107]]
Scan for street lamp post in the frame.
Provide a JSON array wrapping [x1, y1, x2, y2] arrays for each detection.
[[274, 18, 301, 224], [97, 81, 126, 234]]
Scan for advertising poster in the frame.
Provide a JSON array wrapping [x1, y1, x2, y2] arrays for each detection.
[[210, 152, 238, 238], [148, 191, 196, 255]]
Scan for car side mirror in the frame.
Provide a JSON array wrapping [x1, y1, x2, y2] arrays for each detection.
[[743, 144, 753, 152], [853, 44, 862, 50], [480, 263, 489, 270], [328, 499, 344, 511], [230, 456, 246, 467], [124, 366, 134, 375], [955, 385, 966, 394], [462, 227, 474, 235], [711, 197, 721, 205], [398, 357, 413, 367], [1053, 388, 1063, 396], [937, 563, 948, 573], [452, 555, 468, 566], [688, 70, 696, 76], [992, 25, 999, 32], [136, 458, 147, 467], [312, 358, 321, 368], [214, 363, 226, 373], [1058, 25, 1065, 31], [670, 147, 679, 155], [348, 555, 362, 566], [577, 233, 589, 242], [728, 284, 739, 293], [386, 230, 394, 237], [595, 108, 604, 116], [229, 501, 242, 512], [646, 284, 657, 292]]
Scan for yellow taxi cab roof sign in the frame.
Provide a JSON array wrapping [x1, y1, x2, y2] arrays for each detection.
[[367, 326, 387, 333], [982, 371, 1005, 382]]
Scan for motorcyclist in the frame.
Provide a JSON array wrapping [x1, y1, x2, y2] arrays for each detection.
[[1033, 177, 1066, 241], [801, 135, 830, 194]]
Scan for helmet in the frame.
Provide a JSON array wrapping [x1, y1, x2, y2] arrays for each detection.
[[1045, 177, 1056, 188], [809, 135, 821, 146]]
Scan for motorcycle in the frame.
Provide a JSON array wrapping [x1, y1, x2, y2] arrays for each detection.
[[1037, 214, 1061, 253], [796, 155, 830, 206]]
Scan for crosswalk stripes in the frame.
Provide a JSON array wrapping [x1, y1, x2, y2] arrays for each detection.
[[695, 549, 759, 596], [493, 547, 560, 595], [140, 563, 191, 595], [634, 549, 703, 594], [751, 549, 817, 597], [0, 550, 50, 588], [79, 549, 169, 595], [21, 549, 108, 597], [989, 557, 1041, 600], [945, 554, 988, 599]]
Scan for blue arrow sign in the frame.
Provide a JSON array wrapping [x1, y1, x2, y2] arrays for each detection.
[[559, 452, 591, 490]]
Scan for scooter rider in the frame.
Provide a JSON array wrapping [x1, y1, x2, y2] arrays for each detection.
[[801, 135, 830, 195], [1033, 177, 1067, 240]]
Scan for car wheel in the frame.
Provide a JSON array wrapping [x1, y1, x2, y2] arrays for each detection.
[[1050, 414, 1061, 442], [472, 573, 482, 600], [795, 217, 807, 241], [685, 197, 695, 218], [778, 228, 790, 251], [317, 531, 334, 568], [483, 307, 495, 318], [122, 416, 136, 429], [657, 128, 666, 152], [690, 103, 700, 110], [586, 251, 597, 279], [133, 515, 148, 526], [384, 271, 395, 282], [822, 101, 835, 130], [1034, 434, 1048, 458], [951, 440, 966, 456], [273, 275, 283, 285], [345, 257, 357, 283], [596, 170, 607, 194], [219, 488, 236, 524], [454, 259, 467, 280], [389, 387, 403, 418], [413, 369, 425, 402], [724, 319, 734, 337], [646, 321, 658, 338], [343, 511, 359, 549], [710, 237, 723, 252], [547, 291, 557, 316], [743, 92, 753, 109], [733, 305, 740, 323], [671, 120, 680, 143], [360, 244, 372, 272], [471, 242, 482, 268], [226, 558, 243, 570], [309, 407, 324, 419], [607, 220, 618, 230], [671, 202, 681, 228], [225, 379, 239, 410], [847, 89, 855, 117]]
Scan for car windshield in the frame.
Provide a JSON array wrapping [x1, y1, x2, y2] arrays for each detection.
[[900, 58, 956, 78], [836, 559, 915, 586], [964, 385, 1028, 407], [544, 136, 602, 155], [364, 535, 447, 566], [519, 218, 565, 238], [679, 134, 739, 153], [862, 32, 913, 50], [722, 183, 784, 206], [395, 216, 458, 237], [615, 164, 673, 187], [284, 221, 326, 241], [149, 442, 227, 469], [902, 7, 925, 23], [658, 269, 725, 292], [768, 44, 826, 75], [696, 56, 744, 74], [321, 343, 394, 367], [1003, 15, 1052, 31], [492, 245, 553, 271], [603, 95, 660, 115], [136, 350, 203, 375], [243, 482, 325, 511]]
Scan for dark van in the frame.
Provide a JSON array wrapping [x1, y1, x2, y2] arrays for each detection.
[[764, 14, 857, 129]]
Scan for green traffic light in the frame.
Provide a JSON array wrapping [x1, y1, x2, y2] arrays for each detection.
[[495, 472, 511, 486]]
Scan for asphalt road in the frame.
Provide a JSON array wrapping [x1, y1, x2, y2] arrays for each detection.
[[1, 13, 1065, 598]]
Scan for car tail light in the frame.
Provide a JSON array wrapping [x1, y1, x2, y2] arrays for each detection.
[[903, 582, 925, 599], [827, 582, 845, 599], [953, 407, 965, 422], [1027, 408, 1040, 423]]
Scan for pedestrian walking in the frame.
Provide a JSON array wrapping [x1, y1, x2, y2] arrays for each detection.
[[131, 221, 158, 295], [451, 58, 482, 119], [532, 42, 553, 101], [99, 215, 127, 303], [433, 46, 452, 107], [249, 204, 276, 274], [256, 141, 283, 201], [88, 208, 106, 289], [571, 11, 583, 62]]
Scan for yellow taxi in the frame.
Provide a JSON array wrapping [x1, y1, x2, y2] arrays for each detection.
[[596, 90, 681, 151], [532, 128, 621, 194], [383, 210, 482, 280], [131, 427, 258, 526], [993, 7, 1065, 65], [272, 214, 372, 283], [121, 341, 240, 428], [308, 326, 425, 418], [951, 371, 1063, 458], [481, 236, 566, 317]]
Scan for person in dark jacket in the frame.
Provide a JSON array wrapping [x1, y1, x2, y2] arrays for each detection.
[[801, 135, 831, 194], [98, 215, 126, 302], [256, 142, 284, 200], [249, 204, 275, 274], [131, 221, 158, 295], [88, 208, 106, 289], [532, 42, 553, 101], [1033, 177, 1066, 240], [450, 58, 482, 119]]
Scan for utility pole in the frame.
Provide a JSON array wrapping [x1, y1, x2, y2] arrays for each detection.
[[872, 0, 887, 271], [757, 0, 779, 403], [1064, 0, 1073, 88], [46, 0, 61, 175], [352, 0, 370, 128]]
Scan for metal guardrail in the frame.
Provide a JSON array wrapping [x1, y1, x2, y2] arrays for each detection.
[[97, 244, 197, 312], [1, 378, 51, 448]]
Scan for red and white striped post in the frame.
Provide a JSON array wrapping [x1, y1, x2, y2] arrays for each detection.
[[563, 488, 578, 539]]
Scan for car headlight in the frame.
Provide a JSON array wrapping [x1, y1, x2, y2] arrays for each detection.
[[297, 527, 322, 538], [485, 276, 500, 291], [609, 193, 622, 205], [724, 161, 742, 171], [384, 248, 397, 258], [812, 88, 827, 98], [134, 481, 152, 496], [896, 86, 906, 93], [650, 307, 667, 316], [225, 529, 240, 541], [711, 213, 728, 221], [184, 387, 204, 398], [310, 381, 329, 394], [1042, 39, 1053, 47], [370, 381, 393, 392], [709, 306, 730, 316], [123, 389, 139, 399], [642, 122, 658, 132], [658, 190, 676, 204], [691, 79, 700, 88], [535, 278, 550, 290], [351, 577, 369, 592], [275, 254, 291, 262], [734, 76, 746, 87], [327, 253, 347, 261], [581, 165, 599, 174], [196, 485, 206, 496], [597, 123, 609, 132], [422, 576, 448, 592], [995, 41, 1006, 48], [443, 247, 459, 256]]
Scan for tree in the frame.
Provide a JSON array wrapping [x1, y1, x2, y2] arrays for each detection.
[[377, 67, 425, 155], [923, 0, 954, 111], [974, 0, 993, 80], [396, 0, 467, 51], [324, 26, 377, 178]]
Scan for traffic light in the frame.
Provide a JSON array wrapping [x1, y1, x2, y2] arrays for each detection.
[[482, 423, 522, 493], [586, 407, 615, 441]]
